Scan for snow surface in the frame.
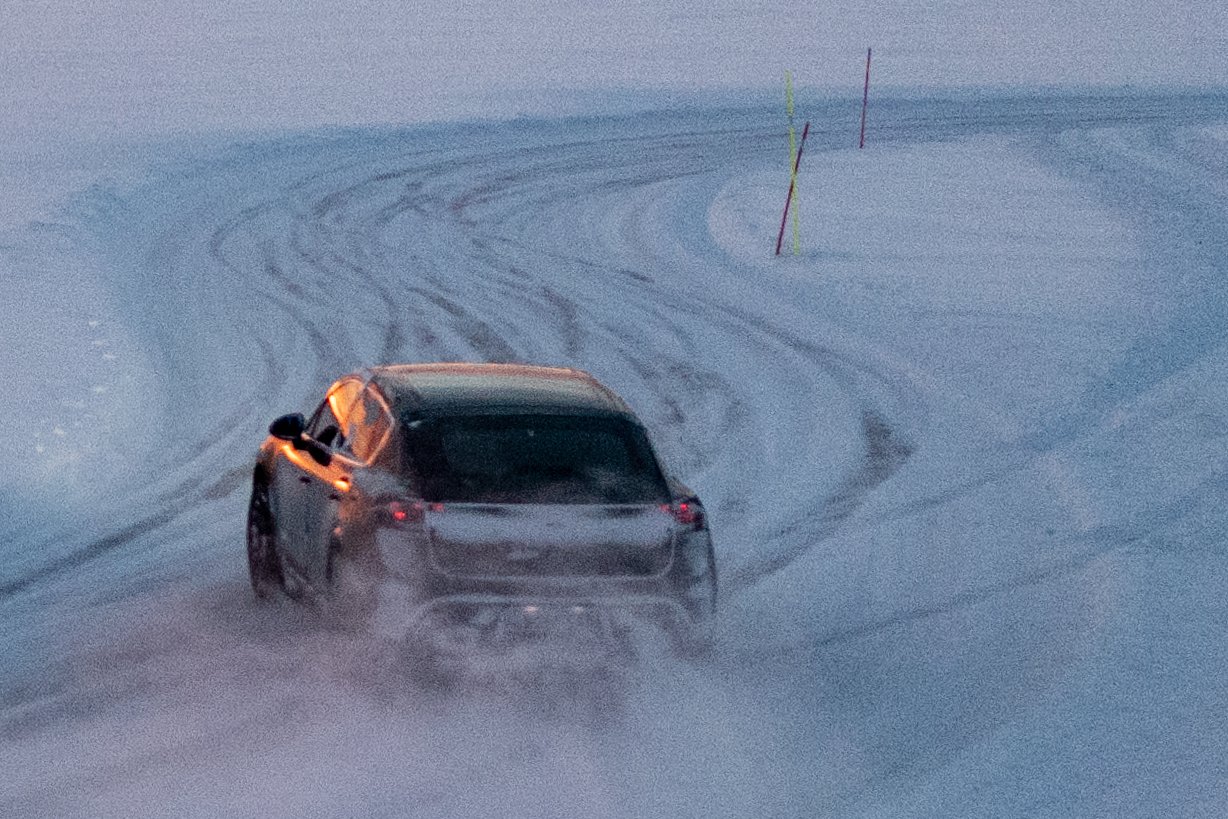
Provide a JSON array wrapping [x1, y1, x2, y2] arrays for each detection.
[[3, 5, 1228, 815], [2, 89, 1226, 818]]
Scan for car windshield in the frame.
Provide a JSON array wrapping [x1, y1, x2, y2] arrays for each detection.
[[401, 414, 669, 504]]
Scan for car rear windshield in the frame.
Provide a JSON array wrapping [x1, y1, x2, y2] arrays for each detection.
[[402, 414, 669, 504]]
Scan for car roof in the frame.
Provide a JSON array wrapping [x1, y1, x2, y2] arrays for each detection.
[[367, 363, 638, 420]]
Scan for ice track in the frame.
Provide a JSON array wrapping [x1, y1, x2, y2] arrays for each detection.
[[6, 109, 929, 605], [4, 92, 1228, 817]]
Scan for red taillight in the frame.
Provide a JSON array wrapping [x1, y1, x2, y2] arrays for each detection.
[[389, 501, 413, 523], [662, 500, 705, 530], [387, 500, 438, 524]]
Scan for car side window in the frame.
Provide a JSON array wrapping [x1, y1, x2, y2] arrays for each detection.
[[307, 380, 362, 450], [306, 399, 340, 445], [347, 386, 394, 463]]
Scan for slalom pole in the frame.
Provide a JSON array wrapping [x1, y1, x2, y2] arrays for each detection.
[[859, 47, 872, 149], [785, 73, 802, 255], [775, 120, 810, 256]]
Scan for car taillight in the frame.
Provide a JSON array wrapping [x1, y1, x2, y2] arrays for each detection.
[[387, 500, 441, 525], [662, 500, 706, 530]]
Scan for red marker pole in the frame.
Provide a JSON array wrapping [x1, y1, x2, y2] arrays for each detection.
[[775, 120, 810, 256], [859, 47, 872, 149]]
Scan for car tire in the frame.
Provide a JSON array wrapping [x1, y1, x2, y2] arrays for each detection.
[[246, 477, 284, 600]]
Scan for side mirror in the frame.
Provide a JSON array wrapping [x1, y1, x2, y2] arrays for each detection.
[[269, 413, 332, 467], [268, 413, 306, 440]]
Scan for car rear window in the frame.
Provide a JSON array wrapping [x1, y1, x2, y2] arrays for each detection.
[[402, 414, 669, 504]]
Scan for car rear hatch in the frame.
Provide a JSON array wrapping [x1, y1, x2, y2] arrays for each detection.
[[424, 503, 675, 579]]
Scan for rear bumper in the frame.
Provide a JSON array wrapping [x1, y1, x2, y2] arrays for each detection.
[[358, 525, 716, 658]]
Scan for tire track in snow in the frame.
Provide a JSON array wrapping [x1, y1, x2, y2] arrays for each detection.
[[7, 95, 1228, 817], [0, 113, 919, 607], [12, 93, 1226, 618]]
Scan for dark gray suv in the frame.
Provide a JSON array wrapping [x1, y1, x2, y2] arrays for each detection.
[[247, 363, 716, 669]]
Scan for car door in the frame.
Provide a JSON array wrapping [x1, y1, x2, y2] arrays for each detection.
[[279, 379, 363, 582], [269, 401, 328, 580], [297, 380, 392, 579]]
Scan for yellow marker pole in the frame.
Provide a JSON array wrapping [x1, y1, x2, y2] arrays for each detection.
[[791, 183, 802, 256], [785, 72, 802, 255]]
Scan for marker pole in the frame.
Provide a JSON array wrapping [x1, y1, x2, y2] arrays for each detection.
[[859, 48, 872, 149], [775, 120, 810, 256], [785, 73, 802, 255]]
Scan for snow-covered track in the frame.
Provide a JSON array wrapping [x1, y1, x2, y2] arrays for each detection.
[[5, 90, 1228, 818]]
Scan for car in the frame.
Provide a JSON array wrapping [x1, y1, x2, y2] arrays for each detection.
[[246, 363, 717, 671]]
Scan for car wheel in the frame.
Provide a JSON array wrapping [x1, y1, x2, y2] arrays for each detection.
[[246, 478, 284, 600]]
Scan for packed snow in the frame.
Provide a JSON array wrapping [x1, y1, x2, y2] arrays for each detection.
[[3, 3, 1228, 817]]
